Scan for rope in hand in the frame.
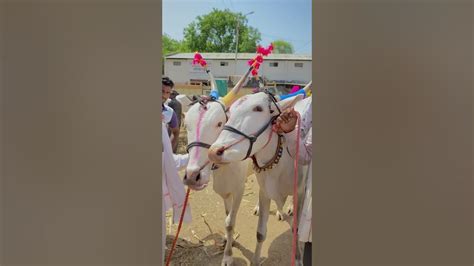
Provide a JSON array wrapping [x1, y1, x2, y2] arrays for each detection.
[[165, 187, 191, 266], [291, 112, 302, 266]]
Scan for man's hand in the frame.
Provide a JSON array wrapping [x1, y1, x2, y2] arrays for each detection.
[[272, 108, 298, 134]]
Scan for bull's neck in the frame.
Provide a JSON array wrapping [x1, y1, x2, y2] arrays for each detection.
[[253, 129, 279, 165]]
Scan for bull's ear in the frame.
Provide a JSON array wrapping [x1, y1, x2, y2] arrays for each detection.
[[276, 94, 303, 111]]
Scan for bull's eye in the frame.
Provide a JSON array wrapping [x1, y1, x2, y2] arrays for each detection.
[[253, 105, 263, 112], [217, 122, 223, 127]]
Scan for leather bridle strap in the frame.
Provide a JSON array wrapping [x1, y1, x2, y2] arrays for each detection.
[[186, 141, 211, 153], [222, 115, 277, 160], [215, 100, 229, 121], [220, 89, 282, 161]]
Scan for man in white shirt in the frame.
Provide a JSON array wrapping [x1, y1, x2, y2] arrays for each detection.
[[162, 120, 190, 262], [273, 100, 312, 265]]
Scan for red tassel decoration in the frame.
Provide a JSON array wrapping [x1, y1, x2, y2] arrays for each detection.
[[248, 43, 273, 76]]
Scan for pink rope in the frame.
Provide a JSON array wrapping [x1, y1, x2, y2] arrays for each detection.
[[165, 188, 191, 266]]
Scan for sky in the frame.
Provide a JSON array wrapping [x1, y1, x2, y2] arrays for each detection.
[[163, 0, 312, 54]]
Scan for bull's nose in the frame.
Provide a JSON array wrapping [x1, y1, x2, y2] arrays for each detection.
[[183, 170, 199, 185], [208, 146, 225, 162]]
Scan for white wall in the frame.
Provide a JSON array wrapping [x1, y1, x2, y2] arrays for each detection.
[[165, 57, 312, 84]]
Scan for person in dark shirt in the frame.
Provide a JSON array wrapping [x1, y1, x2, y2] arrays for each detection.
[[167, 89, 183, 153], [162, 77, 180, 151], [168, 89, 182, 127]]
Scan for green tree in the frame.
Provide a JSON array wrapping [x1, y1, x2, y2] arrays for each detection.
[[162, 34, 188, 55], [272, 40, 294, 54], [183, 9, 261, 53]]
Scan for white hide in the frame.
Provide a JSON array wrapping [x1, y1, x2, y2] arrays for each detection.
[[176, 94, 193, 114], [210, 92, 305, 265], [183, 100, 249, 266]]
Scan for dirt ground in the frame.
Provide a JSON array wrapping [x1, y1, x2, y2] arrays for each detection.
[[165, 170, 295, 265], [166, 121, 297, 265]]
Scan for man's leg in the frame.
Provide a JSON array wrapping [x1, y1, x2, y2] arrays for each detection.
[[303, 242, 312, 265]]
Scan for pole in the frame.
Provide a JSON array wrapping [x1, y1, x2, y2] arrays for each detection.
[[234, 20, 239, 75], [234, 11, 254, 76]]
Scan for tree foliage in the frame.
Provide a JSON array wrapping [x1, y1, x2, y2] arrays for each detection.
[[271, 39, 294, 54], [183, 9, 261, 53], [163, 34, 189, 55]]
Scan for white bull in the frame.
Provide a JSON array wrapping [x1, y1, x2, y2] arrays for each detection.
[[182, 69, 252, 266], [175, 94, 193, 114], [208, 88, 309, 265]]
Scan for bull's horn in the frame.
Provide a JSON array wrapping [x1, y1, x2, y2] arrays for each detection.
[[276, 80, 312, 101], [207, 69, 219, 99], [302, 80, 312, 95], [221, 67, 252, 108]]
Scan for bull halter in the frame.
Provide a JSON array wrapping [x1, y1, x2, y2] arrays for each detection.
[[221, 90, 283, 162]]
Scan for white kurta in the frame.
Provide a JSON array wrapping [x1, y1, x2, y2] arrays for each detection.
[[286, 98, 312, 243], [298, 128, 312, 243], [162, 121, 191, 259]]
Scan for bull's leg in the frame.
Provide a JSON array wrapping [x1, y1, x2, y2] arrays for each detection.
[[251, 190, 271, 266], [222, 188, 244, 266], [288, 164, 305, 217], [276, 200, 304, 265], [286, 196, 294, 216], [253, 199, 259, 216], [222, 194, 232, 243], [276, 195, 288, 221]]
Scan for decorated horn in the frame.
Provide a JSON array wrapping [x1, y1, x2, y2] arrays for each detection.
[[221, 66, 252, 108], [302, 80, 312, 95], [221, 43, 273, 107], [207, 69, 219, 99], [193, 52, 220, 100], [277, 80, 312, 101]]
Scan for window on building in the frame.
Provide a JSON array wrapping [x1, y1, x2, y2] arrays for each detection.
[[295, 62, 304, 68], [220, 61, 229, 66], [269, 62, 279, 67], [173, 61, 181, 66]]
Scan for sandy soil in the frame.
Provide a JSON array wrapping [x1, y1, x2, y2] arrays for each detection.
[[164, 170, 295, 265]]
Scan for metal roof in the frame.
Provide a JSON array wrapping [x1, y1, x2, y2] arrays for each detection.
[[165, 53, 311, 61]]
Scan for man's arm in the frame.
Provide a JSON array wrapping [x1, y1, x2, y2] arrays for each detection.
[[169, 110, 180, 149], [170, 127, 180, 149], [273, 108, 312, 165]]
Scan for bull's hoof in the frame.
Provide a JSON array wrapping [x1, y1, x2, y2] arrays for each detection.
[[221, 256, 233, 266], [276, 210, 286, 221], [287, 205, 294, 216], [250, 257, 261, 266], [253, 205, 260, 216]]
